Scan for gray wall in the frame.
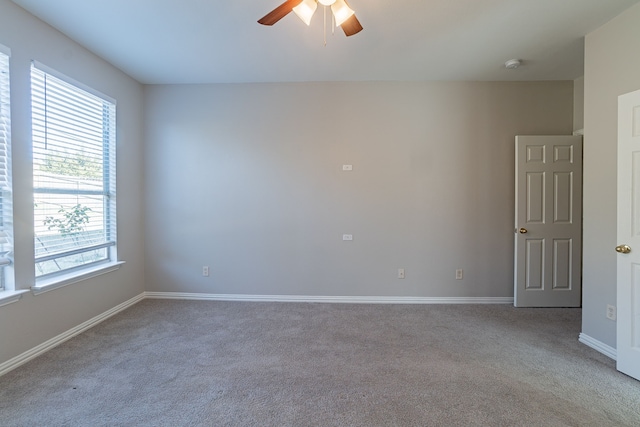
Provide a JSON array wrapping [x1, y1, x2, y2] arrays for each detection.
[[144, 82, 573, 297], [582, 2, 640, 348], [0, 1, 145, 364]]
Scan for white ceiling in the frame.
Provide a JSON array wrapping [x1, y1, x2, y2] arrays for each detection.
[[10, 0, 640, 84]]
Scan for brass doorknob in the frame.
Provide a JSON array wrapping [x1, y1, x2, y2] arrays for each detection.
[[519, 228, 528, 234], [616, 244, 632, 254]]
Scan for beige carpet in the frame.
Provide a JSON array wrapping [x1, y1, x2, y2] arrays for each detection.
[[1, 300, 639, 426]]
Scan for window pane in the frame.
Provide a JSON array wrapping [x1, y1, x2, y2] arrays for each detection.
[[34, 193, 108, 258], [36, 247, 108, 277]]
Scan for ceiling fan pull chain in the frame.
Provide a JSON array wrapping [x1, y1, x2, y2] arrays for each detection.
[[332, 10, 335, 35], [323, 6, 327, 46]]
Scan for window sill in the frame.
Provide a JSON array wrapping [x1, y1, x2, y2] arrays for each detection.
[[0, 289, 30, 308], [31, 261, 126, 296]]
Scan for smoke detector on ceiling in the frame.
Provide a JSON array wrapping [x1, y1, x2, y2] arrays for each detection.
[[504, 59, 522, 69]]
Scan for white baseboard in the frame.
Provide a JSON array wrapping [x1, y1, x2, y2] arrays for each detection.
[[144, 291, 514, 305], [578, 333, 617, 360], [0, 293, 145, 377]]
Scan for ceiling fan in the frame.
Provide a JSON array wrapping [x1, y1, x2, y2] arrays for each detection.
[[258, 0, 363, 37]]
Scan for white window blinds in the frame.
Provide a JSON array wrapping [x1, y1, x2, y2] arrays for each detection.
[[0, 50, 13, 290], [31, 63, 116, 278]]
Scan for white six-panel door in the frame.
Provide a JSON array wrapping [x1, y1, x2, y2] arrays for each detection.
[[617, 89, 640, 381], [514, 136, 582, 307]]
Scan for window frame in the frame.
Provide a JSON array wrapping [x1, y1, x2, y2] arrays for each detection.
[[0, 45, 14, 294], [30, 61, 118, 287]]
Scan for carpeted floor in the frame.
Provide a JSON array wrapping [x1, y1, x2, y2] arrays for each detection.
[[1, 300, 639, 426]]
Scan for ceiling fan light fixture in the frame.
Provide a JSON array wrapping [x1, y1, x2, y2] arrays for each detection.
[[331, 0, 355, 26], [258, 0, 362, 38], [293, 0, 317, 26]]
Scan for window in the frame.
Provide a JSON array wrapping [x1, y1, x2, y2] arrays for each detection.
[[31, 63, 116, 280], [0, 48, 13, 291]]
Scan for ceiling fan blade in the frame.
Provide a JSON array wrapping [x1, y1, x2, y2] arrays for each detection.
[[258, 0, 303, 26], [340, 14, 363, 36]]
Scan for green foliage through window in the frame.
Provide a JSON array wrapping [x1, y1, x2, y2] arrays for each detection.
[[43, 204, 91, 236], [40, 152, 101, 179]]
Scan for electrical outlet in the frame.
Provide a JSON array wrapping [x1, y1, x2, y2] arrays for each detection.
[[342, 234, 353, 241], [398, 268, 405, 279], [342, 165, 353, 171], [606, 305, 616, 321], [202, 266, 209, 277], [455, 269, 463, 280]]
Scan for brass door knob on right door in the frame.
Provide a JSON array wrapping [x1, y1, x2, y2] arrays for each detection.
[[616, 244, 632, 254], [519, 228, 528, 234]]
